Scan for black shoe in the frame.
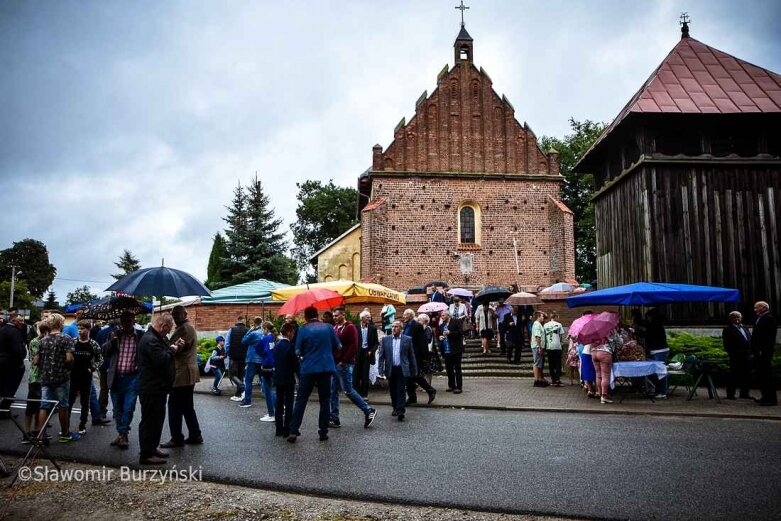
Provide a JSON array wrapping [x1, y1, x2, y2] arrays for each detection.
[[453, 389, 463, 394], [445, 388, 454, 392], [139, 456, 167, 465], [328, 420, 341, 428], [427, 390, 437, 404], [184, 434, 204, 445], [364, 408, 377, 428], [319, 433, 329, 441], [92, 418, 112, 426], [397, 414, 405, 422], [405, 398, 417, 406], [391, 409, 398, 417], [160, 439, 185, 448]]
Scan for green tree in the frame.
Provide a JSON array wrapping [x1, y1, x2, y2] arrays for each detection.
[[112, 249, 141, 280], [0, 280, 35, 311], [221, 176, 298, 286], [0, 239, 57, 299], [290, 180, 358, 278], [205, 232, 229, 290], [66, 285, 98, 305], [45, 290, 60, 310], [541, 118, 606, 283]]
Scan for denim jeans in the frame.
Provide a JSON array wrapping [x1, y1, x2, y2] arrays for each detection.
[[90, 380, 101, 421], [211, 367, 223, 390], [650, 350, 669, 395], [289, 372, 331, 437], [242, 362, 275, 415], [330, 364, 371, 422], [110, 373, 138, 435]]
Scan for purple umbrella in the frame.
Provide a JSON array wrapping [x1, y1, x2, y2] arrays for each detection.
[[417, 302, 448, 314], [447, 288, 473, 298]]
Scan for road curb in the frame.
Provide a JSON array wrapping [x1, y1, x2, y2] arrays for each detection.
[[192, 388, 780, 422]]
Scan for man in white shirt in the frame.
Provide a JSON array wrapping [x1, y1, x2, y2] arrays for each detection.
[[543, 312, 565, 387]]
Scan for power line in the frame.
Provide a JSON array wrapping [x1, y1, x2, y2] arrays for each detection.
[[54, 277, 113, 284]]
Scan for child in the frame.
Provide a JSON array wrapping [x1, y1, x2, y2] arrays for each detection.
[[565, 339, 580, 386], [24, 321, 50, 443], [273, 322, 299, 437], [208, 336, 227, 395]]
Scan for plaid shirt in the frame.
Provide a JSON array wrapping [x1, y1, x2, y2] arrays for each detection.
[[117, 332, 138, 374]]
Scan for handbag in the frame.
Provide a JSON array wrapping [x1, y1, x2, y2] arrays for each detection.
[[427, 349, 444, 373]]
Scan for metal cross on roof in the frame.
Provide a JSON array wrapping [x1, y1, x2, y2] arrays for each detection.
[[455, 0, 470, 27], [679, 12, 691, 38]]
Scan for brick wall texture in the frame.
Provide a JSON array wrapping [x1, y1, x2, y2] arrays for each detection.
[[359, 32, 575, 291]]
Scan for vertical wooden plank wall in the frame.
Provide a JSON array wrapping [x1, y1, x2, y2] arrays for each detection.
[[596, 165, 781, 322]]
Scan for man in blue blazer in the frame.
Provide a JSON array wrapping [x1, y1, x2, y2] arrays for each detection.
[[287, 306, 341, 442], [378, 320, 417, 421]]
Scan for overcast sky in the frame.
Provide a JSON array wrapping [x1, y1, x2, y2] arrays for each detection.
[[1, 0, 779, 302]]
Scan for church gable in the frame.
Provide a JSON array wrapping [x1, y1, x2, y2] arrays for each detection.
[[371, 28, 556, 176]]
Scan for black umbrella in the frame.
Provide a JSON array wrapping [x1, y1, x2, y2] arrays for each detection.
[[80, 295, 153, 320], [423, 280, 450, 289], [473, 286, 512, 304], [407, 286, 427, 295], [106, 266, 211, 298]]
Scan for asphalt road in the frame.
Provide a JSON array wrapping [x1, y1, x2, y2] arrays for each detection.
[[2, 391, 780, 520]]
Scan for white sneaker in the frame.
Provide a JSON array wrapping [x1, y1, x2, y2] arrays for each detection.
[[260, 414, 275, 422], [654, 394, 667, 399], [601, 397, 613, 404], [230, 396, 243, 402]]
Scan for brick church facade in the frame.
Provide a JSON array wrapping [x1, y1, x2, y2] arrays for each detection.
[[312, 25, 576, 291]]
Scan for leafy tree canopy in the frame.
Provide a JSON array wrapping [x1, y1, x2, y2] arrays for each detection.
[[66, 285, 99, 305], [541, 118, 606, 283], [112, 249, 141, 280], [291, 180, 358, 275], [0, 238, 57, 299], [0, 280, 35, 311]]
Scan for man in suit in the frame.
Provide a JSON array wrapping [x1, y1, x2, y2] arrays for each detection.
[[161, 305, 202, 447], [401, 309, 436, 405], [378, 320, 417, 421], [722, 311, 753, 400], [506, 306, 525, 364], [752, 301, 778, 406], [354, 310, 378, 399]]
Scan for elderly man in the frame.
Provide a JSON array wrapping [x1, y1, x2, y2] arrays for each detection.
[[137, 313, 179, 464], [402, 309, 436, 405], [287, 306, 342, 443], [104, 312, 144, 449], [722, 311, 753, 400], [378, 320, 417, 421], [161, 306, 202, 447], [752, 301, 777, 406], [354, 310, 378, 399], [329, 308, 376, 429], [437, 310, 464, 393]]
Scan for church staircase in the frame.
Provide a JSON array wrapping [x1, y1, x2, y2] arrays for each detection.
[[460, 337, 533, 378]]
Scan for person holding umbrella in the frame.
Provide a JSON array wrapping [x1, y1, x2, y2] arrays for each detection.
[[161, 306, 202, 448], [104, 311, 144, 449]]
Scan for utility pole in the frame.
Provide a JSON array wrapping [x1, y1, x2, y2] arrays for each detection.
[[9, 265, 18, 308]]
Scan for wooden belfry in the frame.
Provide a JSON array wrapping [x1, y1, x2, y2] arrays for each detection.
[[576, 15, 781, 322]]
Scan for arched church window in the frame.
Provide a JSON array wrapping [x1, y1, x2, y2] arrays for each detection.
[[458, 203, 481, 246]]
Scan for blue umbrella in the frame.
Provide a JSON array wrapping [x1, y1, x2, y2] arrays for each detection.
[[565, 282, 740, 308], [105, 267, 211, 298]]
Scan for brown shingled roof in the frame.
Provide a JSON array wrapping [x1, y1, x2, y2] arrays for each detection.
[[361, 197, 387, 212], [577, 35, 781, 170]]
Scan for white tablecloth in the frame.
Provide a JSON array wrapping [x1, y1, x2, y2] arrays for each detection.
[[610, 361, 668, 389]]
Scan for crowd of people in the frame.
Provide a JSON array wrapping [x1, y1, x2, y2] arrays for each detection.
[[0, 296, 776, 466]]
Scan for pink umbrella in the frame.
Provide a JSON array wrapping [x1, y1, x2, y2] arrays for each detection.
[[568, 313, 596, 339], [417, 302, 448, 313], [577, 311, 620, 345], [447, 288, 473, 298]]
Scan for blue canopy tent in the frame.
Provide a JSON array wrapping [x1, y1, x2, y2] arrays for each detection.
[[565, 282, 740, 308]]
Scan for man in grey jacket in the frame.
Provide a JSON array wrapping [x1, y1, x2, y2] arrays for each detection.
[[378, 321, 417, 422]]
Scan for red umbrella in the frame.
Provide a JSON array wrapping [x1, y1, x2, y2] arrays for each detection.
[[276, 288, 345, 316], [577, 311, 620, 345]]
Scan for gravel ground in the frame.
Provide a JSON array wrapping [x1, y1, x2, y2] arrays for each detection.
[[1, 460, 574, 521]]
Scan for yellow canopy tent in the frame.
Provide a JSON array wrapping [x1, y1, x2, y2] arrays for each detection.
[[270, 280, 406, 305]]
